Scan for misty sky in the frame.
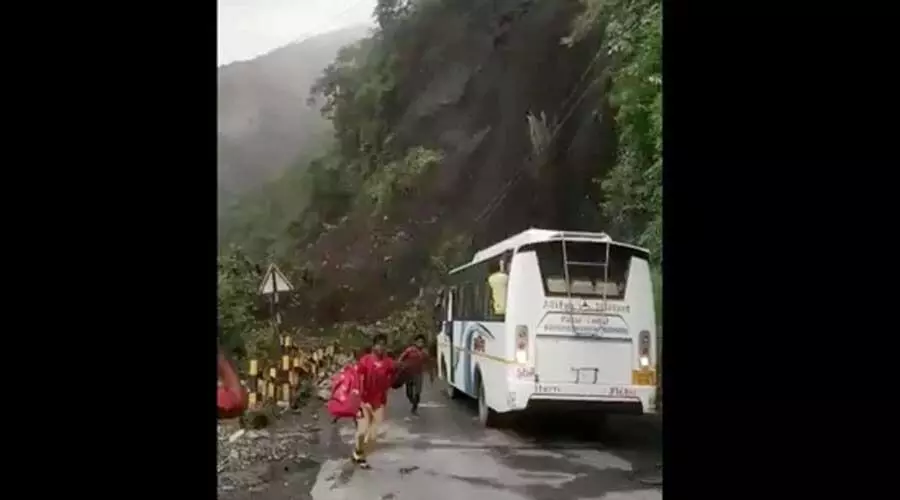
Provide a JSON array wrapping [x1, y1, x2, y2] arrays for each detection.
[[218, 0, 376, 66]]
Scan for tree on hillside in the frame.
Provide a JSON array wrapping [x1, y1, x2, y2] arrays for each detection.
[[217, 247, 265, 356], [567, 0, 662, 263], [567, 0, 662, 325]]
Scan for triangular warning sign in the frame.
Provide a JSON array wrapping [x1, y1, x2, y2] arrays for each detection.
[[258, 264, 294, 295]]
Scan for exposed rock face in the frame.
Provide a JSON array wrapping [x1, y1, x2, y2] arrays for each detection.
[[293, 0, 615, 325]]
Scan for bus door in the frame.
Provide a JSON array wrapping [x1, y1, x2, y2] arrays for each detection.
[[445, 287, 456, 385]]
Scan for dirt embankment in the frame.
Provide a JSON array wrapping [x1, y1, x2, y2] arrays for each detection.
[[291, 0, 615, 327]]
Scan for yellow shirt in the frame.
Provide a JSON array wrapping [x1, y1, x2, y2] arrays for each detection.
[[487, 272, 509, 315]]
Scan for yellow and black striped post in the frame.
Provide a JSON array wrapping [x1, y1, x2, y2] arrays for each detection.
[[292, 349, 303, 389], [266, 366, 277, 402], [256, 365, 267, 404], [279, 334, 292, 405], [285, 335, 299, 395], [247, 359, 260, 409]]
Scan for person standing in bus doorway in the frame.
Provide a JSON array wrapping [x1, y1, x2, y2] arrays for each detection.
[[398, 334, 429, 416], [488, 258, 509, 316], [352, 333, 396, 468]]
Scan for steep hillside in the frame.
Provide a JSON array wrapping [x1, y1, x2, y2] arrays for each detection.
[[219, 0, 661, 332], [217, 25, 371, 201]]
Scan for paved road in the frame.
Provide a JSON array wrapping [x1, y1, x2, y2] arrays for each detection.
[[308, 382, 662, 500]]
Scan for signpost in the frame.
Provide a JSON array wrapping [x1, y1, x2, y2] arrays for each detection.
[[258, 263, 294, 405], [259, 263, 294, 324]]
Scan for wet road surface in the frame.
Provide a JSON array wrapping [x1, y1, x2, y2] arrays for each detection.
[[307, 382, 662, 500]]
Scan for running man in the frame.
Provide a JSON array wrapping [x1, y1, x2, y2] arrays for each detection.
[[398, 334, 429, 416], [352, 334, 396, 468]]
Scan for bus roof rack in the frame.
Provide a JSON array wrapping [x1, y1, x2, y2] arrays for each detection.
[[462, 228, 646, 269], [551, 230, 611, 241]]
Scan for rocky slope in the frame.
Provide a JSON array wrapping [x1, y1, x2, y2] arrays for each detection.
[[285, 0, 617, 325]]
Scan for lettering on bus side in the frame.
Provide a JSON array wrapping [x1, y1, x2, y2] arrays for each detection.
[[609, 386, 636, 398], [539, 313, 630, 336], [542, 299, 630, 314]]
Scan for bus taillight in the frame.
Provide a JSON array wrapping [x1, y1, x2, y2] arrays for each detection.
[[515, 325, 528, 363], [638, 330, 651, 368]]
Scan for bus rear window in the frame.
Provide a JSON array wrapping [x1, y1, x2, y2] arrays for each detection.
[[529, 241, 637, 299]]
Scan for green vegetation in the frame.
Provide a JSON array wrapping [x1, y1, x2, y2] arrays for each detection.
[[218, 0, 663, 359], [568, 0, 662, 321], [366, 147, 443, 216], [217, 248, 266, 356]]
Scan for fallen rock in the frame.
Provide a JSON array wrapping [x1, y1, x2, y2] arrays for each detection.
[[246, 429, 270, 439], [228, 429, 245, 443]]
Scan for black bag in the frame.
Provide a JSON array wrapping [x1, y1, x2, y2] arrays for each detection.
[[391, 362, 411, 389]]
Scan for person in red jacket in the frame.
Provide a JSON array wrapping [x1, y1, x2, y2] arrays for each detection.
[[398, 334, 429, 416], [217, 349, 248, 420], [352, 333, 396, 468]]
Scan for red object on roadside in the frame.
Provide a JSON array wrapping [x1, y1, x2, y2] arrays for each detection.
[[327, 364, 362, 420], [218, 386, 246, 419], [217, 350, 248, 419]]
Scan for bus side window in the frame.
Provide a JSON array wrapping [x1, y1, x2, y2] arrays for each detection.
[[471, 281, 483, 319], [457, 283, 467, 319], [606, 245, 633, 297], [462, 282, 476, 319], [481, 281, 492, 319], [451, 286, 461, 320]]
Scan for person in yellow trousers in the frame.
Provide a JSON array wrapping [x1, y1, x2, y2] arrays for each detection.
[[351, 334, 396, 468]]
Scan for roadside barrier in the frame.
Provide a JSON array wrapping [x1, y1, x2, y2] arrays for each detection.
[[245, 336, 342, 409]]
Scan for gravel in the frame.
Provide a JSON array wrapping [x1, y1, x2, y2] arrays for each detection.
[[217, 357, 354, 496]]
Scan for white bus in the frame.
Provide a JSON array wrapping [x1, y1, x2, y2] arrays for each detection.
[[436, 228, 658, 427]]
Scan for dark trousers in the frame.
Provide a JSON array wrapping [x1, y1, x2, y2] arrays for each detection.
[[405, 372, 423, 410]]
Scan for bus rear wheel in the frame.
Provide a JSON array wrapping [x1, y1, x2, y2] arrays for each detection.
[[477, 378, 498, 428]]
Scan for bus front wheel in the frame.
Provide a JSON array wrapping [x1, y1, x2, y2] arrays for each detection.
[[441, 359, 459, 399], [444, 381, 460, 399]]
